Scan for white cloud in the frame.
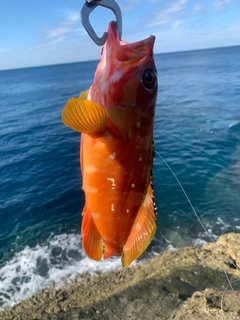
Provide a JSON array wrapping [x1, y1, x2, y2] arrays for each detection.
[[212, 0, 232, 9], [45, 9, 80, 40], [28, 37, 66, 51], [74, 28, 87, 37], [153, 21, 240, 54], [0, 48, 11, 53], [28, 9, 84, 52], [120, 4, 134, 12], [213, 0, 224, 8], [67, 12, 80, 21], [172, 20, 183, 29], [164, 0, 188, 15], [124, 0, 141, 3], [148, 0, 188, 27], [46, 27, 71, 39], [193, 3, 203, 11], [50, 37, 66, 44]]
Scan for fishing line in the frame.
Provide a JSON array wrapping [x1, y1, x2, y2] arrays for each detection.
[[221, 278, 240, 319], [155, 149, 216, 243], [221, 266, 240, 319], [155, 149, 240, 314]]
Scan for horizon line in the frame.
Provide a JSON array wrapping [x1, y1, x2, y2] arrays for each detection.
[[1, 43, 239, 72]]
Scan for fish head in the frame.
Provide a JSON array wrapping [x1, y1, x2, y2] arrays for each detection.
[[89, 21, 158, 142]]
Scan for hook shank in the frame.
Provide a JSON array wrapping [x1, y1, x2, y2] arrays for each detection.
[[81, 0, 122, 46]]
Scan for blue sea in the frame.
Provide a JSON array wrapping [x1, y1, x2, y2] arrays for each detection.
[[1, 45, 240, 309]]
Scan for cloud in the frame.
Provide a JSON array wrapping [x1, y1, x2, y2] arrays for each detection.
[[74, 28, 88, 37], [28, 9, 84, 52], [172, 20, 183, 29], [44, 9, 80, 40], [46, 27, 71, 39], [67, 12, 80, 22], [212, 0, 232, 9], [28, 37, 66, 51], [193, 3, 203, 11], [153, 20, 240, 54], [213, 0, 224, 8], [0, 48, 11, 53], [124, 0, 141, 3], [120, 4, 134, 12], [148, 0, 188, 27], [49, 37, 66, 45]]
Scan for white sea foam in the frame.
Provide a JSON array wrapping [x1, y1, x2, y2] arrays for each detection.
[[192, 238, 207, 246], [197, 227, 218, 241], [0, 217, 235, 310], [196, 217, 230, 241], [0, 233, 122, 310]]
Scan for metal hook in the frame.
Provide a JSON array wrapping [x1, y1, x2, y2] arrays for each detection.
[[81, 0, 122, 46]]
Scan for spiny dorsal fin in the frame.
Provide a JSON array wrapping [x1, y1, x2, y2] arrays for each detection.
[[79, 90, 88, 100]]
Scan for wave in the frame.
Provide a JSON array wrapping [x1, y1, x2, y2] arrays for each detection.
[[0, 233, 122, 310]]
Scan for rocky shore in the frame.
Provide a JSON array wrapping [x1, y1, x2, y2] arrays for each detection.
[[1, 233, 240, 319]]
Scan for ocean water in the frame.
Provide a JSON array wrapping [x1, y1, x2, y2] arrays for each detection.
[[1, 45, 240, 309]]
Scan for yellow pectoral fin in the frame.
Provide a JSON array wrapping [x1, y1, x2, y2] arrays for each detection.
[[121, 183, 156, 268], [62, 97, 108, 136]]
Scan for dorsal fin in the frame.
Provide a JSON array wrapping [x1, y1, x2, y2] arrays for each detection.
[[79, 90, 88, 100]]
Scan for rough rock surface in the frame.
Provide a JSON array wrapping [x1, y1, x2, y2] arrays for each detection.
[[1, 233, 240, 320]]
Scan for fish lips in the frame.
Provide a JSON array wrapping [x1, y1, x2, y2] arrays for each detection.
[[104, 21, 155, 64]]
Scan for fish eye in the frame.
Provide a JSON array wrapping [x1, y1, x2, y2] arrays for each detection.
[[142, 69, 157, 90]]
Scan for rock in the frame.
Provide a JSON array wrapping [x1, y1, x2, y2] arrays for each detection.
[[203, 233, 240, 268], [169, 288, 240, 320], [0, 233, 240, 320]]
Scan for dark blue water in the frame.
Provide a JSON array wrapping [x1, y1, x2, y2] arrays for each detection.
[[0, 45, 240, 308]]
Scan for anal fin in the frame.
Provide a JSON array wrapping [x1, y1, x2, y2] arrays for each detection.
[[81, 206, 103, 261], [121, 183, 156, 268]]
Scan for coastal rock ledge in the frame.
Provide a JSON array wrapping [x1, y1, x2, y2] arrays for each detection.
[[1, 232, 240, 320]]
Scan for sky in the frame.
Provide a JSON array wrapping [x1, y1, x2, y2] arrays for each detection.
[[0, 0, 239, 70]]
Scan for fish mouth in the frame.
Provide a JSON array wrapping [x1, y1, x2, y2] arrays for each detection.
[[105, 21, 155, 63]]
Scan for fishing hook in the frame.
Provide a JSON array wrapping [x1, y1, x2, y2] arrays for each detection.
[[81, 0, 122, 46]]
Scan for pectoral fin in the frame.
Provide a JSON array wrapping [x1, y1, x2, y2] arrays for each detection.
[[121, 182, 156, 267], [81, 206, 104, 261], [62, 97, 108, 136]]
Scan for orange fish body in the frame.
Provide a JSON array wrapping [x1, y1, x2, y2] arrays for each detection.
[[62, 22, 158, 267]]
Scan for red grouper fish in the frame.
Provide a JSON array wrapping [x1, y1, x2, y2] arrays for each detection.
[[62, 21, 158, 267]]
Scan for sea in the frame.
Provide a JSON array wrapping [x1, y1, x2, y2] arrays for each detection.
[[0, 45, 240, 309]]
